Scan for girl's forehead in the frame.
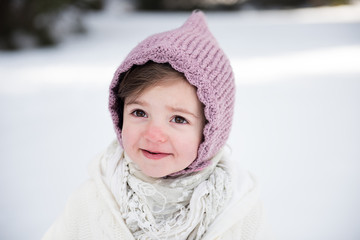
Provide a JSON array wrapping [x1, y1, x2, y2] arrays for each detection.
[[126, 76, 198, 101]]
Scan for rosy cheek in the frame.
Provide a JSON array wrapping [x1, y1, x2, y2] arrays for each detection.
[[121, 128, 131, 148], [122, 124, 141, 149], [182, 138, 198, 156]]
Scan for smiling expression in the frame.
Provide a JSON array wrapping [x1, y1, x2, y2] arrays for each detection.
[[121, 77, 205, 178]]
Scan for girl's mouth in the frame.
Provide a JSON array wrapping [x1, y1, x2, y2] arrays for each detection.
[[141, 149, 170, 160]]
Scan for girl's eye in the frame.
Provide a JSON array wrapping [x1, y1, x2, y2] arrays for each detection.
[[131, 109, 147, 118], [171, 116, 188, 124]]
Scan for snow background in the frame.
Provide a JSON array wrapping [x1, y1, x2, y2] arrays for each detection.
[[1, 1, 360, 239]]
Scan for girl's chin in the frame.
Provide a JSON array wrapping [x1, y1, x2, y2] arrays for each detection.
[[143, 171, 168, 178], [140, 167, 174, 178]]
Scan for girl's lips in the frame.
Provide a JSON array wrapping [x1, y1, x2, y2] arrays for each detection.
[[141, 149, 171, 160]]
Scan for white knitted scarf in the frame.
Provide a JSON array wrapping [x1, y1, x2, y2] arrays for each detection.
[[104, 141, 232, 240]]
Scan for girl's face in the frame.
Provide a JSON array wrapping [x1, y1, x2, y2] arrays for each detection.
[[122, 77, 205, 178]]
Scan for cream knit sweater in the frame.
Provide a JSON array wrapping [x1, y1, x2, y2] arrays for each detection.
[[42, 147, 268, 240]]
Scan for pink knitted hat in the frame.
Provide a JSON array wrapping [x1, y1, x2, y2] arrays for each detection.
[[109, 11, 235, 175]]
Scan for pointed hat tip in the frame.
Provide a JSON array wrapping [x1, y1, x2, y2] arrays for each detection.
[[183, 10, 207, 27], [191, 9, 206, 19]]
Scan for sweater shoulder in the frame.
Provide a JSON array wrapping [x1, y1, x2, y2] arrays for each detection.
[[42, 179, 134, 240], [42, 180, 99, 240]]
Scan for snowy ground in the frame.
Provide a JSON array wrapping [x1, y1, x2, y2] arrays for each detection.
[[1, 2, 360, 240]]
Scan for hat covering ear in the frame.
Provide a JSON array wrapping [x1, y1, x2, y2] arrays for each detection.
[[109, 11, 235, 175]]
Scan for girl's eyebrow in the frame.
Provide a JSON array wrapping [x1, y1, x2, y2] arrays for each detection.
[[168, 106, 200, 119], [125, 99, 148, 106], [125, 99, 200, 119]]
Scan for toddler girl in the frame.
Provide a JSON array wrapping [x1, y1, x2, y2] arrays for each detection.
[[43, 11, 267, 240]]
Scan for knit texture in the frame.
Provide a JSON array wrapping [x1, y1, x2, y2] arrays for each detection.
[[109, 11, 235, 175]]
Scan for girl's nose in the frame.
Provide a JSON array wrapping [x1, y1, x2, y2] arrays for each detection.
[[143, 123, 168, 143]]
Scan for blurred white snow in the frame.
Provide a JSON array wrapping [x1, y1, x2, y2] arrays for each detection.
[[0, 2, 360, 240]]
